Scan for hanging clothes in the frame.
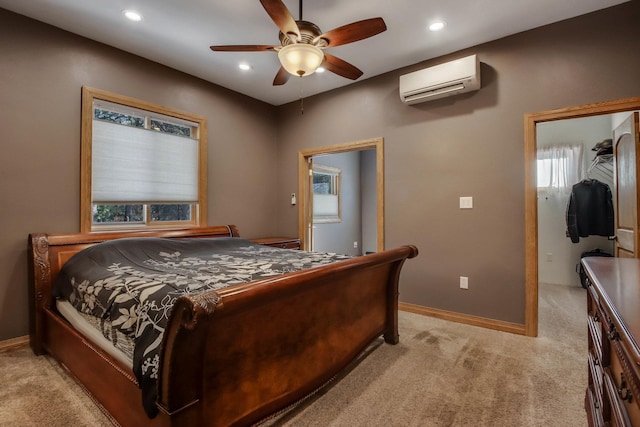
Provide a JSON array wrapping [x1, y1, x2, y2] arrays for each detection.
[[566, 179, 614, 243]]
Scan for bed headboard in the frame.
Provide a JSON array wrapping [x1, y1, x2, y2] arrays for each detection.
[[28, 225, 239, 353]]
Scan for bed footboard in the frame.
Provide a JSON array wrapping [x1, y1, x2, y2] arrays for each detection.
[[158, 245, 418, 426]]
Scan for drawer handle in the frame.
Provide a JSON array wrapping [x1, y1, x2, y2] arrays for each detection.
[[618, 372, 633, 403]]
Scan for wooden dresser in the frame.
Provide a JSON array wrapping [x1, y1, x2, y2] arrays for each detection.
[[250, 237, 301, 250], [582, 257, 640, 426]]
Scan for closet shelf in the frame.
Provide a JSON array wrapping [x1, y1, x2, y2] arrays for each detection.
[[586, 154, 613, 182]]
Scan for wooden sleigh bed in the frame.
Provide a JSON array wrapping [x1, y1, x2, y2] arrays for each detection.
[[28, 225, 418, 426]]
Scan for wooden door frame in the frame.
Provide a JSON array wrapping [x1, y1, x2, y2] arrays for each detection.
[[298, 137, 384, 252], [524, 97, 640, 337]]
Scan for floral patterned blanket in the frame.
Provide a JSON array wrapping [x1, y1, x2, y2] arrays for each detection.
[[54, 237, 351, 417]]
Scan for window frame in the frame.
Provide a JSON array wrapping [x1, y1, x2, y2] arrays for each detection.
[[80, 86, 207, 232]]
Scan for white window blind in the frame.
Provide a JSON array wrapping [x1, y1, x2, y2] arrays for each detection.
[[92, 119, 198, 203], [313, 194, 339, 217]]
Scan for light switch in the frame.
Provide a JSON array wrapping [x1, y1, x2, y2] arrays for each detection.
[[459, 196, 473, 209]]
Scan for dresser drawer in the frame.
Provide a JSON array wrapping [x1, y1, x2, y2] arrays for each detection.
[[586, 386, 605, 427], [604, 368, 633, 426], [589, 351, 604, 410], [588, 311, 604, 365], [609, 340, 640, 426]]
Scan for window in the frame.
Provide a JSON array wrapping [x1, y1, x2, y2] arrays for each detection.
[[537, 144, 583, 194], [312, 164, 341, 223], [81, 87, 207, 231]]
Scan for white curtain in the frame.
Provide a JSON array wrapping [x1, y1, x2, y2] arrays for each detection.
[[537, 144, 584, 194]]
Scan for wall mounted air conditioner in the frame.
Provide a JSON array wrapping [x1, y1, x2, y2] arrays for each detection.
[[399, 54, 480, 105]]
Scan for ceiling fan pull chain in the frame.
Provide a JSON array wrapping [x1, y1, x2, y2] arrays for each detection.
[[299, 75, 304, 114]]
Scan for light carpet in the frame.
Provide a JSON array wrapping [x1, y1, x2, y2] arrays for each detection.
[[0, 283, 586, 426]]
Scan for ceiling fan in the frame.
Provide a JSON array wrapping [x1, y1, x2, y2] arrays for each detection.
[[210, 0, 387, 86]]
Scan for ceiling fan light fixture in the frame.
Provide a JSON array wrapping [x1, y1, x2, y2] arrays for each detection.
[[278, 44, 324, 77]]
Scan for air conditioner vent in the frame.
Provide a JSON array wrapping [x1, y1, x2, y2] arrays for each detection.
[[399, 55, 480, 105]]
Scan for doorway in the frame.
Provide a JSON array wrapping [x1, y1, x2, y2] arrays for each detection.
[[524, 97, 640, 337], [536, 115, 616, 287], [298, 137, 384, 252]]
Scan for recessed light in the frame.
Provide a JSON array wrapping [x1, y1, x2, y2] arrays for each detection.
[[429, 21, 446, 32], [123, 10, 143, 22], [238, 63, 251, 71]]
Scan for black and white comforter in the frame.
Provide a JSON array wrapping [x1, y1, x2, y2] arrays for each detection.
[[54, 237, 351, 417]]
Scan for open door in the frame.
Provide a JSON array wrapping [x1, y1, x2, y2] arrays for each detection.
[[306, 157, 314, 251], [614, 112, 640, 258]]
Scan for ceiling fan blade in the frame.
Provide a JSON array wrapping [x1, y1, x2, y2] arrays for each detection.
[[210, 45, 277, 52], [273, 66, 291, 86], [259, 0, 300, 42], [322, 53, 363, 80], [314, 18, 386, 47]]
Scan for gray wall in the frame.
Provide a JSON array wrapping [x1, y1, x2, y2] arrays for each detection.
[[0, 9, 278, 340], [274, 1, 640, 324], [1, 2, 640, 340]]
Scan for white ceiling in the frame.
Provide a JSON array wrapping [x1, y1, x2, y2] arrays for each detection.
[[0, 0, 628, 106]]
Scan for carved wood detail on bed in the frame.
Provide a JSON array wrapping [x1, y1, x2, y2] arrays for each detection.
[[28, 225, 418, 427]]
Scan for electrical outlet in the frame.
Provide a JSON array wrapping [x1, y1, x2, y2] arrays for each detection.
[[460, 276, 469, 289], [353, 241, 358, 249], [546, 252, 553, 262]]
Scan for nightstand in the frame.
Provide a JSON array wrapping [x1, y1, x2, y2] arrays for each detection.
[[250, 237, 301, 250]]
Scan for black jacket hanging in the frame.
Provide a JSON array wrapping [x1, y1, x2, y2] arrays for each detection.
[[566, 179, 614, 243]]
